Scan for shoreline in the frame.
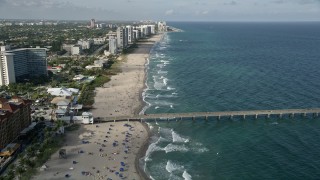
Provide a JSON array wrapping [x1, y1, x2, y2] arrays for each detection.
[[135, 34, 163, 180], [135, 122, 152, 180], [91, 33, 164, 180], [32, 34, 163, 180]]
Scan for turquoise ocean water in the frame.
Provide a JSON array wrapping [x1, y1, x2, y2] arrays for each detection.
[[141, 22, 320, 180]]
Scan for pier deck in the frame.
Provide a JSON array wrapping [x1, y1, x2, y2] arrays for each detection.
[[97, 108, 320, 122]]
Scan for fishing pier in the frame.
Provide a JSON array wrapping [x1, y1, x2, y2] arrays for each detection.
[[97, 108, 320, 122]]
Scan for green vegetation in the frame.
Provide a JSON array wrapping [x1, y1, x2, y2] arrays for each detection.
[[0, 121, 78, 180], [78, 57, 120, 106], [65, 123, 81, 131], [0, 23, 113, 54]]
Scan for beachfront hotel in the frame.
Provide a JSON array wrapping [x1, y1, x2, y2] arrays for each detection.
[[0, 97, 32, 149], [0, 46, 47, 85]]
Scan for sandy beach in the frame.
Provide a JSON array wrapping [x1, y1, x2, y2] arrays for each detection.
[[33, 34, 162, 180], [33, 122, 148, 180], [92, 34, 163, 118]]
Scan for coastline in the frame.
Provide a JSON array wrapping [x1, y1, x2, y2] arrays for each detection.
[[134, 35, 163, 180], [91, 34, 163, 180], [135, 122, 152, 180], [32, 34, 163, 180]]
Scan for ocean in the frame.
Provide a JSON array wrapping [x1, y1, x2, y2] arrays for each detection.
[[141, 22, 320, 180]]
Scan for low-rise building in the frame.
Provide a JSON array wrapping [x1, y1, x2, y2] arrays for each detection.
[[47, 87, 79, 97], [62, 44, 82, 55], [93, 38, 106, 45], [82, 112, 94, 124], [77, 39, 93, 49], [85, 59, 108, 69]]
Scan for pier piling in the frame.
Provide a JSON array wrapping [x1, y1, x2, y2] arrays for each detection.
[[302, 113, 307, 118], [290, 113, 295, 118], [313, 113, 318, 118]]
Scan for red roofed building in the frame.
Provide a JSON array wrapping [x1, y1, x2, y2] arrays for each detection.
[[0, 97, 31, 149]]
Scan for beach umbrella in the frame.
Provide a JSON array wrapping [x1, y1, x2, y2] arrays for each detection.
[[120, 168, 124, 172], [115, 172, 119, 175]]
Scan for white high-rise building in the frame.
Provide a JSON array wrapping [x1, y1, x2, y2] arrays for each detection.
[[109, 36, 117, 54], [126, 25, 133, 43], [0, 52, 16, 85], [148, 25, 156, 34], [158, 21, 167, 32]]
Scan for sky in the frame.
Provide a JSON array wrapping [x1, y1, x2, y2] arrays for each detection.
[[0, 0, 319, 21]]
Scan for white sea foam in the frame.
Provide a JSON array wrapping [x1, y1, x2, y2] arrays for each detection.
[[158, 70, 168, 74], [190, 142, 209, 153], [170, 105, 174, 109], [154, 82, 164, 90], [163, 78, 168, 86], [145, 137, 163, 161], [160, 128, 174, 141], [167, 86, 176, 90], [166, 160, 185, 173], [164, 143, 189, 153], [160, 60, 170, 65], [154, 100, 175, 107], [182, 170, 192, 180], [156, 94, 178, 98], [146, 122, 154, 130], [172, 130, 189, 143], [155, 106, 160, 109], [195, 147, 209, 153], [157, 64, 164, 68]]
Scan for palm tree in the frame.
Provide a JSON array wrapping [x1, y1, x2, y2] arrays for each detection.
[[19, 157, 27, 167], [16, 165, 26, 179], [6, 169, 15, 180], [25, 159, 35, 168]]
